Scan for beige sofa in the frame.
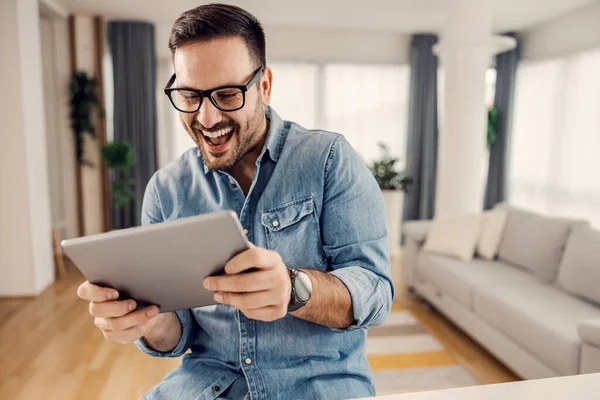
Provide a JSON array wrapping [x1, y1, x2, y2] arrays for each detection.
[[402, 205, 600, 379]]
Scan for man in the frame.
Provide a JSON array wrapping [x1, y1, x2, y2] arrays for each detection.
[[77, 4, 393, 399]]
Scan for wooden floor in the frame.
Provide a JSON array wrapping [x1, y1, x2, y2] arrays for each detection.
[[0, 261, 518, 400]]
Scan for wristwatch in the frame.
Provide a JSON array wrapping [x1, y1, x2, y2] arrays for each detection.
[[288, 268, 312, 312]]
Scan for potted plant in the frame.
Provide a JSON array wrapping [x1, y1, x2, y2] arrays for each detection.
[[101, 141, 136, 210], [369, 142, 413, 258]]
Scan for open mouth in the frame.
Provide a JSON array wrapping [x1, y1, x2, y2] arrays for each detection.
[[200, 126, 234, 153]]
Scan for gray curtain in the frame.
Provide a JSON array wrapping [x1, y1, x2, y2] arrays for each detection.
[[403, 35, 439, 222], [108, 21, 158, 229], [484, 33, 521, 210]]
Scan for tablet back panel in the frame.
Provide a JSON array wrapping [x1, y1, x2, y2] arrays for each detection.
[[62, 211, 250, 313]]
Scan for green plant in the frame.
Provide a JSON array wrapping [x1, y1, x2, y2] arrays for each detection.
[[369, 142, 413, 192], [69, 71, 104, 165], [487, 106, 499, 148], [101, 142, 136, 209]]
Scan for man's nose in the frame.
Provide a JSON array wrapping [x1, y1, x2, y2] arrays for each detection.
[[196, 98, 222, 129]]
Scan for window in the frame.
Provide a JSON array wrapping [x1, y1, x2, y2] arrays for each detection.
[[268, 62, 318, 129], [323, 64, 409, 165], [509, 49, 600, 227], [269, 62, 410, 165]]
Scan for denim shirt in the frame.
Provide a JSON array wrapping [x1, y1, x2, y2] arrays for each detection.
[[136, 107, 394, 400]]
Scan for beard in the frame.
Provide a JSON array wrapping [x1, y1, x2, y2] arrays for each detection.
[[185, 95, 265, 171]]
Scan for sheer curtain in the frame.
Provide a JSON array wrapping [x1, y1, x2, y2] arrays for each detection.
[[269, 62, 318, 129], [269, 62, 410, 165], [509, 49, 600, 227], [323, 64, 409, 165]]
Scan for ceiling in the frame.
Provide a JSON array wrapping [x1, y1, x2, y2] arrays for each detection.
[[57, 0, 597, 33]]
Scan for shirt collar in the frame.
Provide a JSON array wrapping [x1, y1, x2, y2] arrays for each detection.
[[200, 106, 286, 174]]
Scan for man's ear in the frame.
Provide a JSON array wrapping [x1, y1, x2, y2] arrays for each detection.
[[260, 66, 273, 106]]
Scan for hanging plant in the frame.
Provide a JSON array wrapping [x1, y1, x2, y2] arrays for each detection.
[[69, 71, 104, 166], [101, 141, 137, 209], [487, 106, 499, 148]]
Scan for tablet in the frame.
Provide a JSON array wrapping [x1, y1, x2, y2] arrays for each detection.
[[61, 210, 251, 313]]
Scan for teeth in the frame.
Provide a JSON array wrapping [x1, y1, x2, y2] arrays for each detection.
[[202, 127, 233, 139]]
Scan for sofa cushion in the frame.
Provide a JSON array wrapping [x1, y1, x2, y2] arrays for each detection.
[[557, 224, 600, 305], [474, 282, 600, 376], [497, 206, 583, 281], [418, 252, 539, 310], [578, 319, 600, 348], [581, 344, 600, 374]]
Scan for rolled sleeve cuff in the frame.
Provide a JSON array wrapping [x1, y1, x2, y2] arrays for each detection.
[[329, 266, 392, 333], [135, 309, 194, 358]]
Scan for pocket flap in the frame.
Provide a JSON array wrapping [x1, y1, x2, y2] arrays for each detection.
[[261, 196, 315, 231]]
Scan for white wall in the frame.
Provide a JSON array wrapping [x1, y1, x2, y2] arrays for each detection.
[[264, 26, 410, 64], [155, 23, 410, 64], [40, 12, 79, 242], [53, 17, 79, 240], [0, 0, 54, 295], [522, 2, 600, 61]]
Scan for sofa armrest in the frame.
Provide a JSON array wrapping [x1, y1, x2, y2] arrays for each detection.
[[402, 220, 433, 245], [401, 220, 432, 288], [579, 319, 600, 348]]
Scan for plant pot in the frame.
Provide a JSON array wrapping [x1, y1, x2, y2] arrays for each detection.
[[382, 189, 404, 259]]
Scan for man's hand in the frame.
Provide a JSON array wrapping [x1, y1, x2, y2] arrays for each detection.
[[203, 246, 292, 322], [77, 281, 166, 345]]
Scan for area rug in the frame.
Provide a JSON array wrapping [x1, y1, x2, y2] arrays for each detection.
[[367, 310, 478, 395]]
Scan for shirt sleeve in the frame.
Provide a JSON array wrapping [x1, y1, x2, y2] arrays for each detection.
[[134, 174, 197, 357], [321, 136, 395, 332], [135, 309, 195, 358]]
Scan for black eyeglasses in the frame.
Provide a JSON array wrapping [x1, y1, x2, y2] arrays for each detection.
[[164, 67, 263, 113]]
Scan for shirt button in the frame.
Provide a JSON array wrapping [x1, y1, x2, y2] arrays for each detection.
[[231, 182, 237, 189], [272, 220, 280, 227], [214, 385, 221, 392], [243, 228, 249, 235], [245, 357, 252, 365]]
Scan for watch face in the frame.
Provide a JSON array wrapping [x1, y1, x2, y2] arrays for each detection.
[[295, 271, 312, 302]]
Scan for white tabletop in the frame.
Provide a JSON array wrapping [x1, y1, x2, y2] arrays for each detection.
[[363, 373, 600, 400]]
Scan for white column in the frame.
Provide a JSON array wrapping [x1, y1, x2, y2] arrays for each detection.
[[0, 0, 54, 295], [435, 0, 492, 217]]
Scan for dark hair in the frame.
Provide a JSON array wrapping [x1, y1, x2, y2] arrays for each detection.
[[169, 4, 266, 68]]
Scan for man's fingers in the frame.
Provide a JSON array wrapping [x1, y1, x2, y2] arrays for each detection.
[[204, 270, 280, 293], [102, 322, 152, 344], [77, 281, 119, 302], [95, 306, 159, 332], [215, 290, 282, 310], [89, 299, 137, 318], [224, 247, 281, 275]]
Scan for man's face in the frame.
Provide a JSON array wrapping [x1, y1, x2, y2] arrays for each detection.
[[173, 37, 271, 170]]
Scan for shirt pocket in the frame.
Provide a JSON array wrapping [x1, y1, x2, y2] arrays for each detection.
[[261, 195, 327, 269]]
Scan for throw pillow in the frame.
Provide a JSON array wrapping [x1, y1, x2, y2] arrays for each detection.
[[423, 214, 483, 262], [477, 208, 508, 260]]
